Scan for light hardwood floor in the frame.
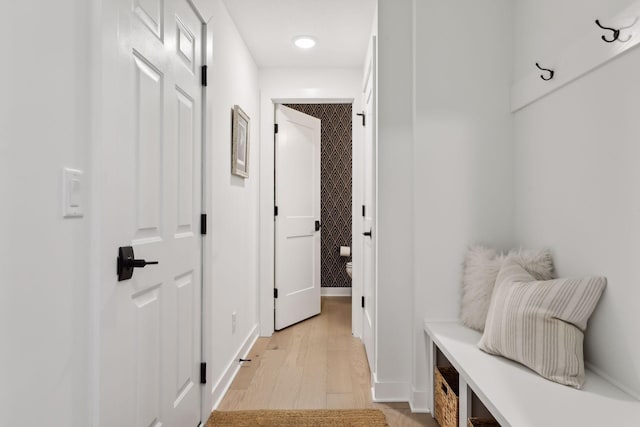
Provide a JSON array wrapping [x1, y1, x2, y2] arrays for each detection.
[[217, 297, 437, 427]]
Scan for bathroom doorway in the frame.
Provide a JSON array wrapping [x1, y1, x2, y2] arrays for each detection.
[[274, 102, 354, 330]]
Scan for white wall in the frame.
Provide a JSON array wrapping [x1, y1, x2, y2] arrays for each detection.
[[373, 0, 415, 401], [411, 0, 515, 410], [202, 0, 261, 411], [258, 68, 364, 338], [513, 0, 640, 397], [0, 1, 92, 426]]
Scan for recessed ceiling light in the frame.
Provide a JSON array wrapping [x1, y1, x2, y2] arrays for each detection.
[[293, 36, 316, 49]]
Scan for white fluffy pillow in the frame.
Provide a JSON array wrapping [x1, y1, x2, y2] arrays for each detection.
[[460, 245, 555, 331]]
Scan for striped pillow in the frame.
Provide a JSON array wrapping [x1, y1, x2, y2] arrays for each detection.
[[478, 259, 606, 388]]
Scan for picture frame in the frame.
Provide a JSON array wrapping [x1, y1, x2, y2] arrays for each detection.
[[231, 105, 250, 178]]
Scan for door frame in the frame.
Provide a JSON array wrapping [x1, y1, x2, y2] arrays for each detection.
[[259, 94, 364, 338], [361, 35, 378, 377], [199, 14, 211, 422], [91, 1, 211, 424]]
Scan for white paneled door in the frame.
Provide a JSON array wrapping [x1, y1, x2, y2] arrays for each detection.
[[362, 37, 377, 372], [274, 105, 322, 330], [98, 0, 203, 426]]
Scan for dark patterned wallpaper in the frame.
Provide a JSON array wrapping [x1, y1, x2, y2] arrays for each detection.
[[284, 104, 353, 288]]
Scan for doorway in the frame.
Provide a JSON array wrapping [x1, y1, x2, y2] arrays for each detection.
[[274, 103, 354, 330], [257, 73, 366, 348]]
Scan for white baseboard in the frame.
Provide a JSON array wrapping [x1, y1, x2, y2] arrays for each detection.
[[321, 287, 352, 297], [409, 388, 430, 413], [585, 361, 640, 400], [209, 325, 259, 411], [371, 373, 410, 402]]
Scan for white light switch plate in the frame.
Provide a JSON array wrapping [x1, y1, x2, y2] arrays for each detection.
[[63, 168, 83, 218]]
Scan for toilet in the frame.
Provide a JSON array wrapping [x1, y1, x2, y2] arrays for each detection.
[[346, 261, 352, 278]]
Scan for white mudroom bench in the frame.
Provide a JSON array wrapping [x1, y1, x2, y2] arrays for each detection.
[[424, 320, 640, 427]]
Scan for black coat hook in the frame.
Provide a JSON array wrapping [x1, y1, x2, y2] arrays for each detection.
[[535, 63, 555, 81], [595, 20, 621, 43], [595, 18, 638, 43]]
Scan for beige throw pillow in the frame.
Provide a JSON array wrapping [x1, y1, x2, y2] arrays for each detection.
[[478, 259, 606, 388], [460, 246, 555, 331]]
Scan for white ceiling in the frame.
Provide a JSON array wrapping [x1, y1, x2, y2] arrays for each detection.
[[222, 0, 376, 68]]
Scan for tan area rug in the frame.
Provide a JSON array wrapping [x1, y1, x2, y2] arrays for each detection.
[[206, 409, 389, 426]]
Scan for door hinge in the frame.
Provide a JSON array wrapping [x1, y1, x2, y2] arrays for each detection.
[[274, 206, 278, 217], [274, 288, 278, 299], [274, 123, 279, 134], [200, 213, 207, 235], [201, 65, 208, 87], [361, 296, 365, 308], [362, 205, 366, 217], [200, 362, 207, 384]]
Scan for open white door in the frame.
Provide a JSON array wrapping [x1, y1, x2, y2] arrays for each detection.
[[362, 37, 377, 372], [274, 105, 322, 330], [98, 0, 203, 425]]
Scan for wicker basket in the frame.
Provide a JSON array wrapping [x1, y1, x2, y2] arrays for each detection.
[[434, 366, 459, 427], [468, 418, 500, 427]]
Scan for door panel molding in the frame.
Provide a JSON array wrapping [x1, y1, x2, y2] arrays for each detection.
[[98, 0, 205, 425]]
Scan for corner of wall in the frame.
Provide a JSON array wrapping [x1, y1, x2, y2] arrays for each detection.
[[410, 0, 516, 411], [203, 0, 262, 415], [409, 387, 430, 414], [371, 373, 410, 403], [209, 325, 259, 411], [375, 0, 415, 391]]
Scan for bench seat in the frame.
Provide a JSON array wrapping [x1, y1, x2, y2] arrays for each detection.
[[424, 320, 640, 427]]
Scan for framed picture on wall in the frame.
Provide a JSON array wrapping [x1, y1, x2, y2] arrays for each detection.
[[232, 105, 250, 178]]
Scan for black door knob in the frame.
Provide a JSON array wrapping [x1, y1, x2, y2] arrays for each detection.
[[315, 220, 321, 232], [363, 229, 372, 237], [117, 246, 159, 282]]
